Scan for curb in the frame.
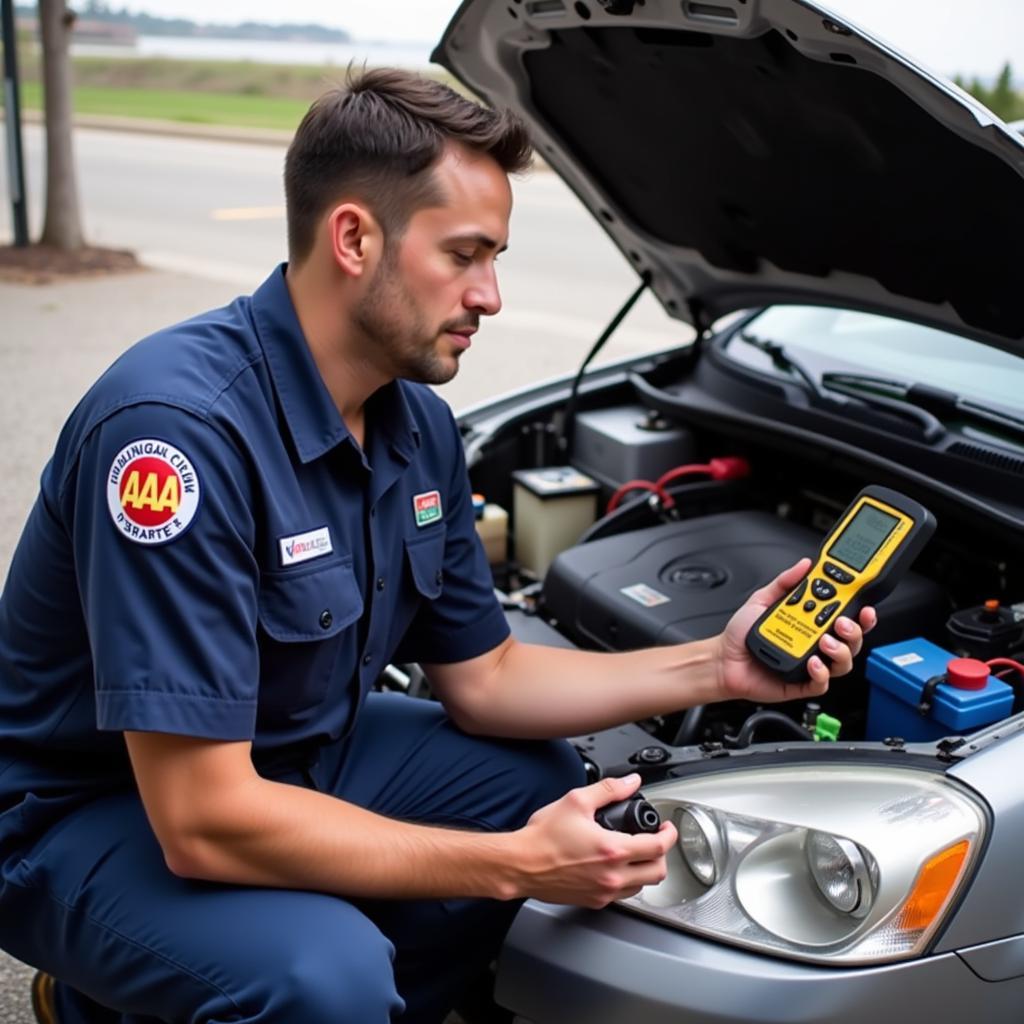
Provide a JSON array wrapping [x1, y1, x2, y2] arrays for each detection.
[[12, 108, 296, 147]]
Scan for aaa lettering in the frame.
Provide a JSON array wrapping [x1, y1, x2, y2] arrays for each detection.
[[121, 470, 180, 513]]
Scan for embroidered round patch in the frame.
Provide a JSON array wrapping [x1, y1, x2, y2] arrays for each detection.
[[106, 439, 200, 545]]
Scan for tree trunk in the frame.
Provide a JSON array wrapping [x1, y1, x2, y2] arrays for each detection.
[[38, 0, 85, 250]]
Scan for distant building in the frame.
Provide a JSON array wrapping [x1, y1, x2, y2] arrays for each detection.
[[72, 19, 137, 45]]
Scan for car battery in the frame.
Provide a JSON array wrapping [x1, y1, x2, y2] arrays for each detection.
[[865, 638, 1014, 741], [543, 510, 944, 652], [571, 404, 696, 491]]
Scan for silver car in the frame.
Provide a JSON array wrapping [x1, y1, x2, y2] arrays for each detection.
[[431, 1, 1024, 1021]]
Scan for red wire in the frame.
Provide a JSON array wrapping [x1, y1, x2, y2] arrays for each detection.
[[607, 479, 671, 513], [605, 459, 752, 514], [655, 464, 709, 489], [986, 657, 1024, 679]]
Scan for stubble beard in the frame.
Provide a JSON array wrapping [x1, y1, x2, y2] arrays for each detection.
[[354, 251, 462, 386]]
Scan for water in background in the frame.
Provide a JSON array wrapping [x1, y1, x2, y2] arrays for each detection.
[[72, 36, 436, 68]]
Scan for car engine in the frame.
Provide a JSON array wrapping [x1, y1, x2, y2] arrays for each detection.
[[458, 388, 1024, 781]]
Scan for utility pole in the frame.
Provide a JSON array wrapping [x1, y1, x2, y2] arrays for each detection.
[[1, 0, 30, 246]]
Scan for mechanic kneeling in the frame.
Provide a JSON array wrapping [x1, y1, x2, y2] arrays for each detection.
[[0, 68, 873, 1024]]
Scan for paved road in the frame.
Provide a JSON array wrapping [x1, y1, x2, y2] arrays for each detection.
[[2, 124, 687, 412]]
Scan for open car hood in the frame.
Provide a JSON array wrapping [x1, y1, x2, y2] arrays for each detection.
[[433, 0, 1024, 354]]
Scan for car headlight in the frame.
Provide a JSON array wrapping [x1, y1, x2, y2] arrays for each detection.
[[624, 764, 986, 965], [806, 830, 874, 917], [678, 804, 726, 886]]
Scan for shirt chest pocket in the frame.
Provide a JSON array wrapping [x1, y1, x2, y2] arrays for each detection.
[[257, 560, 363, 710], [405, 527, 446, 600]]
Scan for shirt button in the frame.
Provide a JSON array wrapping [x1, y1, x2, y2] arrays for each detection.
[[435, 570, 443, 586], [362, 653, 373, 666], [376, 576, 385, 592], [319, 609, 333, 630]]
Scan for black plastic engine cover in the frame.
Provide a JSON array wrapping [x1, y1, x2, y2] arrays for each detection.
[[544, 511, 944, 652]]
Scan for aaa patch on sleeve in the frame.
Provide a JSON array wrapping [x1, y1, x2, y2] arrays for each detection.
[[106, 439, 201, 545]]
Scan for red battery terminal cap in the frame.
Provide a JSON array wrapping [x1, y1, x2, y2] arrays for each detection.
[[945, 658, 990, 691]]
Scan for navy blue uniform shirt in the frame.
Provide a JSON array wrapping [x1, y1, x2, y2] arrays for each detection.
[[0, 265, 510, 854]]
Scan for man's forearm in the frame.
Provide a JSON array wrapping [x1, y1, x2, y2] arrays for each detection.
[[167, 772, 524, 899], [431, 637, 724, 739], [128, 732, 675, 909]]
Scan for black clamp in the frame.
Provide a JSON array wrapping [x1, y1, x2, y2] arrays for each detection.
[[918, 674, 946, 716]]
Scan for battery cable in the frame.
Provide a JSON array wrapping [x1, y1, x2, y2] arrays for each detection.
[[607, 456, 751, 513]]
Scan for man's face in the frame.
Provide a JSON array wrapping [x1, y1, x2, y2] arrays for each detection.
[[353, 144, 512, 385]]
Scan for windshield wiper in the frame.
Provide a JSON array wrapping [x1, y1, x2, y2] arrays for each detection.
[[817, 372, 944, 441], [822, 372, 1024, 443], [735, 331, 826, 401], [733, 333, 942, 440]]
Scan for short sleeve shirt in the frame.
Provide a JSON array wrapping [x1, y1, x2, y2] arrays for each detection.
[[0, 265, 509, 851]]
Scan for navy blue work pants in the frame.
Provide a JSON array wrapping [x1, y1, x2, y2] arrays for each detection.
[[0, 693, 586, 1023]]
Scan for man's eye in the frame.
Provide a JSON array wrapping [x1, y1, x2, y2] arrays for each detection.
[[451, 251, 474, 266]]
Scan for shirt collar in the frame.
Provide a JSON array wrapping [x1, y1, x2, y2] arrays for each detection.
[[250, 265, 421, 465]]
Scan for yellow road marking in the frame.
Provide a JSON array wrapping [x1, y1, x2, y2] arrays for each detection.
[[210, 206, 285, 221]]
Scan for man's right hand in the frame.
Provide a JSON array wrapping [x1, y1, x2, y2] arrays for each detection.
[[512, 774, 677, 908]]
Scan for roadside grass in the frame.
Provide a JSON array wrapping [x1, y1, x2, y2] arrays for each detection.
[[24, 55, 353, 100], [14, 51, 465, 131], [19, 81, 309, 131]]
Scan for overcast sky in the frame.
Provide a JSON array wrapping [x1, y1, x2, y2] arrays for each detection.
[[113, 1, 1020, 81]]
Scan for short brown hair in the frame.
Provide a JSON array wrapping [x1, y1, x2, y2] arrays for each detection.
[[284, 67, 533, 263]]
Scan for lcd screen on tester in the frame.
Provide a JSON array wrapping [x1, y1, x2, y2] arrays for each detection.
[[826, 505, 901, 572]]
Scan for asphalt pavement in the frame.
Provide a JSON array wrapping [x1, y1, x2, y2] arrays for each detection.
[[3, 122, 681, 380]]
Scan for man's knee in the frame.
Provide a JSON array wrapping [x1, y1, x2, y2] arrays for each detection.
[[535, 737, 589, 796], [261, 921, 403, 1024], [500, 737, 588, 827]]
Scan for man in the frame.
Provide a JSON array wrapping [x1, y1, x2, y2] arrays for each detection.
[[0, 69, 873, 1023]]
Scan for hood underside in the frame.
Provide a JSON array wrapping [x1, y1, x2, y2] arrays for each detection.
[[434, 0, 1024, 353]]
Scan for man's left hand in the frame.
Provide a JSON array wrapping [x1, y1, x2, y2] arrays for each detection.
[[714, 558, 877, 705]]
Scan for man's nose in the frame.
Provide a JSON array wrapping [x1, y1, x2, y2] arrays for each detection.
[[464, 264, 502, 317]]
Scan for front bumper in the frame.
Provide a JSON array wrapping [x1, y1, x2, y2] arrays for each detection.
[[496, 901, 1020, 1024]]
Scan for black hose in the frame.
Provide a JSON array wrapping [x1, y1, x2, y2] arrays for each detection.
[[671, 705, 705, 746], [577, 488, 658, 543], [729, 710, 811, 748]]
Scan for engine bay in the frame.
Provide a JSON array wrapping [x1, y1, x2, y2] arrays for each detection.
[[458, 351, 1024, 779]]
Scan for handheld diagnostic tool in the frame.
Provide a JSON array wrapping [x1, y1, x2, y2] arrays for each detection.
[[746, 486, 936, 683]]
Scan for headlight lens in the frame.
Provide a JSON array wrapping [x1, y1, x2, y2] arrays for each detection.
[[621, 764, 985, 965], [678, 805, 725, 886], [806, 831, 873, 916]]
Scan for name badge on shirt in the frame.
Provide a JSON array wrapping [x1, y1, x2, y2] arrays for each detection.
[[413, 490, 443, 528], [279, 526, 333, 567]]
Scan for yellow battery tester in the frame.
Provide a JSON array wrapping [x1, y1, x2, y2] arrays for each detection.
[[746, 486, 936, 682]]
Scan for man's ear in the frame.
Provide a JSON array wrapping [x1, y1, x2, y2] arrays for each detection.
[[327, 202, 382, 278]]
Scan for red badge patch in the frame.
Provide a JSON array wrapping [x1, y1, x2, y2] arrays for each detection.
[[106, 439, 200, 544], [413, 489, 442, 528]]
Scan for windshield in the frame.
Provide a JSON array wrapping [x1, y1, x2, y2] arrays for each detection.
[[728, 306, 1024, 417]]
